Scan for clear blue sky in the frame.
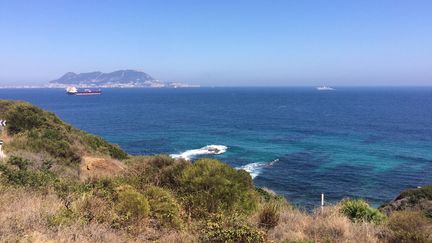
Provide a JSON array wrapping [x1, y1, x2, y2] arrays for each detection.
[[1, 0, 431, 86]]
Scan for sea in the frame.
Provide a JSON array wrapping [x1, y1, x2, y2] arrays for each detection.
[[1, 87, 431, 209]]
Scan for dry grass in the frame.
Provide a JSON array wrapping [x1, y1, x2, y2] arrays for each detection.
[[266, 207, 311, 241], [20, 223, 129, 243], [0, 184, 425, 243], [0, 185, 195, 242], [267, 205, 381, 243], [0, 186, 62, 241]]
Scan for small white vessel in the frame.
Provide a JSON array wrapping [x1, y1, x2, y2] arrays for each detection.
[[317, 86, 335, 91], [66, 86, 78, 94]]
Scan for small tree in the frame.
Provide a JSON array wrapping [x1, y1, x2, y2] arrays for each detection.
[[144, 186, 182, 228], [178, 158, 258, 217], [115, 185, 150, 225]]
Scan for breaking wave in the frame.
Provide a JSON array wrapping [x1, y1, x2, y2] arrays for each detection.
[[170, 145, 227, 160], [236, 159, 279, 179]]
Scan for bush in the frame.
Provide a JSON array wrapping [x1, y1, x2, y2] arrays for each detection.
[[0, 162, 58, 188], [144, 186, 182, 229], [340, 199, 386, 223], [178, 158, 258, 217], [4, 102, 46, 135], [75, 192, 116, 223], [24, 128, 81, 165], [126, 155, 177, 186], [256, 187, 285, 203], [126, 155, 191, 188], [48, 208, 79, 227], [387, 210, 432, 243], [108, 144, 128, 160], [83, 134, 128, 160], [6, 126, 81, 166], [8, 156, 31, 170], [114, 185, 150, 225], [258, 203, 280, 229], [202, 220, 265, 243]]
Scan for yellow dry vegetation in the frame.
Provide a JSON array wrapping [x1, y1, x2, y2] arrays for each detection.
[[79, 156, 125, 181]]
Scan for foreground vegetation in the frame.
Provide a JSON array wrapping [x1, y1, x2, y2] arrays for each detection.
[[0, 100, 431, 242]]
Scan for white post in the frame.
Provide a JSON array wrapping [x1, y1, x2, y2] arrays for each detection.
[[321, 193, 324, 213], [0, 144, 4, 159]]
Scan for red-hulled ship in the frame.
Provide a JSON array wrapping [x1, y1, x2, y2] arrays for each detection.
[[66, 87, 101, 96]]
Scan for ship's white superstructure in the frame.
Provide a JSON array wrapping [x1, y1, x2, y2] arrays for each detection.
[[66, 86, 78, 94], [317, 86, 335, 91]]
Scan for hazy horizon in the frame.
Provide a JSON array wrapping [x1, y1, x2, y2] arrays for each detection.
[[1, 0, 431, 86]]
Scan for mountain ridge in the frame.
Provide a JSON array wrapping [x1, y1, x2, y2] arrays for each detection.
[[49, 69, 198, 88]]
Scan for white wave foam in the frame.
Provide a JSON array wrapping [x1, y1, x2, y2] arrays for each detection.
[[236, 159, 279, 179], [170, 145, 227, 160]]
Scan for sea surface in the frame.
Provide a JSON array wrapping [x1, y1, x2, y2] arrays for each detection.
[[1, 87, 431, 208]]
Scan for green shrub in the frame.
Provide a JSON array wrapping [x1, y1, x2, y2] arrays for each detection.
[[8, 127, 81, 165], [83, 134, 128, 160], [387, 210, 432, 243], [256, 187, 283, 202], [114, 185, 150, 225], [144, 186, 182, 229], [202, 220, 265, 243], [75, 192, 116, 223], [340, 199, 386, 223], [42, 159, 54, 171], [126, 155, 189, 190], [48, 208, 79, 227], [73, 177, 119, 199], [8, 156, 31, 170], [107, 144, 128, 160], [258, 203, 280, 229], [0, 162, 58, 188], [30, 128, 81, 164], [157, 158, 190, 188], [178, 158, 258, 217], [4, 102, 46, 135]]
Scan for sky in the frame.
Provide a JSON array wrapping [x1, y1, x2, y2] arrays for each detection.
[[0, 0, 431, 86]]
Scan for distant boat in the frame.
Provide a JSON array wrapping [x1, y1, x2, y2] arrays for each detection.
[[66, 86, 101, 96], [316, 86, 335, 91]]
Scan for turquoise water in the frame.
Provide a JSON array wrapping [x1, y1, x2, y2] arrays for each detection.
[[1, 87, 431, 208]]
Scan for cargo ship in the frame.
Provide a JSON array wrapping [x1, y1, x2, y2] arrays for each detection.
[[66, 87, 101, 96]]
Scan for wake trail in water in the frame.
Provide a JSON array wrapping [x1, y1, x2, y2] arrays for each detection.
[[170, 145, 227, 160], [236, 159, 279, 179]]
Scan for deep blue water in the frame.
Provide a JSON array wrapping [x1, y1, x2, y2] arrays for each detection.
[[1, 87, 432, 208]]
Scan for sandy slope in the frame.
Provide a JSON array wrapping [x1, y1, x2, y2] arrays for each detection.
[[79, 156, 125, 181]]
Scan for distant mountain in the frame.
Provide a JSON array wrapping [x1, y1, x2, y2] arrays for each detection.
[[48, 70, 198, 88]]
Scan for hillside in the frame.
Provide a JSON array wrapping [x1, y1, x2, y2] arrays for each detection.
[[0, 100, 127, 179], [48, 69, 197, 88], [0, 100, 431, 242]]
